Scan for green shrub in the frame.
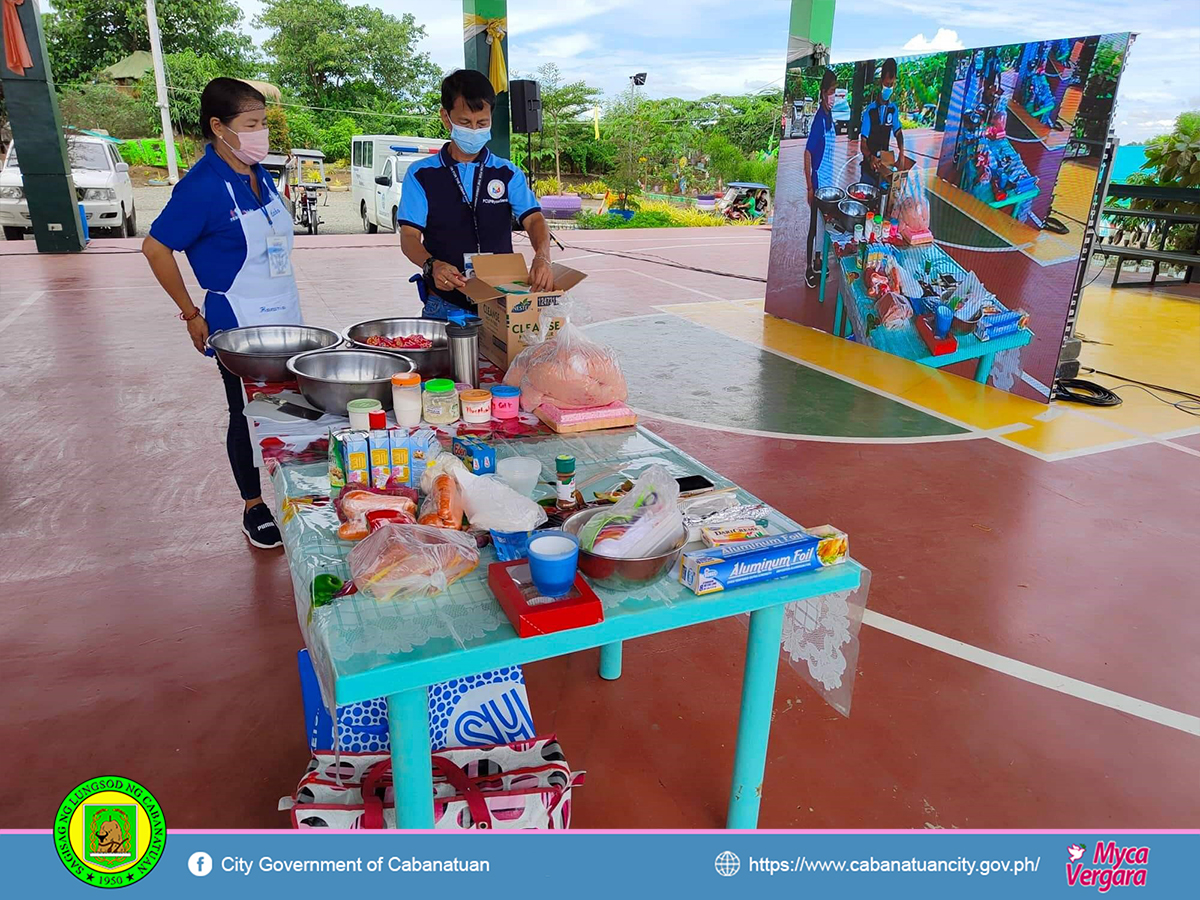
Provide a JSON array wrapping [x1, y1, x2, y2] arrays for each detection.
[[624, 209, 677, 228], [533, 177, 562, 197], [574, 210, 624, 229], [57, 83, 158, 139]]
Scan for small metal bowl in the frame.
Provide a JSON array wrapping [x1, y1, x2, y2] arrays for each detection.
[[286, 348, 415, 413], [846, 181, 880, 206], [343, 318, 451, 378], [561, 507, 686, 589], [206, 325, 342, 382]]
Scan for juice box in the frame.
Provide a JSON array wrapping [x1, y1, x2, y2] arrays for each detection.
[[451, 435, 496, 475], [409, 429, 439, 487], [387, 428, 411, 488], [368, 429, 391, 489], [679, 527, 848, 596], [343, 431, 370, 487], [328, 427, 349, 491]]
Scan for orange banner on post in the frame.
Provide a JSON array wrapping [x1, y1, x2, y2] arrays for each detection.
[[3, 0, 34, 76]]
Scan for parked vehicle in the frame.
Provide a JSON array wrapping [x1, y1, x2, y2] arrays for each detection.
[[351, 134, 446, 233], [284, 148, 328, 235], [788, 98, 815, 139], [717, 182, 771, 221], [832, 89, 851, 134], [0, 135, 136, 240]]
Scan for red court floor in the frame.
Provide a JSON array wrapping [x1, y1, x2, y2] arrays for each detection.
[[1, 229, 1197, 828]]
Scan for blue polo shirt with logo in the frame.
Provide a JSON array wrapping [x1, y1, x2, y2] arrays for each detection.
[[398, 145, 540, 309]]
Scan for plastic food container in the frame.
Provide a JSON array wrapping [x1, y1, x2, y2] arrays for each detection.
[[490, 384, 520, 420], [422, 378, 460, 424], [347, 398, 382, 430], [391, 372, 422, 427], [460, 389, 492, 424], [496, 456, 543, 497]]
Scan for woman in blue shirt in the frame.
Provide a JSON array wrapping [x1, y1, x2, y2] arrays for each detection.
[[142, 79, 300, 549], [805, 69, 839, 290]]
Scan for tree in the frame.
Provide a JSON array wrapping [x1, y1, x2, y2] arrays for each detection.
[[43, 0, 255, 84], [530, 64, 602, 183], [254, 0, 441, 111]]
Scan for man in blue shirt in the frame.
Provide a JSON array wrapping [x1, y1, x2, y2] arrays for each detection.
[[858, 57, 906, 188], [399, 69, 553, 316]]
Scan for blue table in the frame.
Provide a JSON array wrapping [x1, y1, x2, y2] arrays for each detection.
[[272, 427, 866, 829], [821, 237, 1033, 384]]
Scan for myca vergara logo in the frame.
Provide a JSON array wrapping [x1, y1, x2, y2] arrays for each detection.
[[1065, 841, 1149, 892], [55, 776, 165, 888]]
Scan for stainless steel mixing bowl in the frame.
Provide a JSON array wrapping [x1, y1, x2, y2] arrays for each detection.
[[286, 348, 415, 413], [206, 325, 342, 382], [342, 318, 452, 379], [561, 507, 686, 590]]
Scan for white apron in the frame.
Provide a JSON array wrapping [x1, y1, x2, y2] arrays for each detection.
[[207, 178, 302, 327]]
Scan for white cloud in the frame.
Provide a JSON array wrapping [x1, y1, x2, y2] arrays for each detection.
[[902, 28, 965, 52]]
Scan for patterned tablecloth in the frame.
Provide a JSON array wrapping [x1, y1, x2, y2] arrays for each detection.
[[271, 427, 872, 717]]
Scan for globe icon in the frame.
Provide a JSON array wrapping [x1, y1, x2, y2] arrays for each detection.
[[714, 850, 741, 877]]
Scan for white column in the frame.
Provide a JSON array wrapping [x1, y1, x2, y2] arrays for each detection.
[[145, 0, 179, 184]]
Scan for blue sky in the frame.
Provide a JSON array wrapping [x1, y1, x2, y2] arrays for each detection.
[[233, 0, 1200, 142]]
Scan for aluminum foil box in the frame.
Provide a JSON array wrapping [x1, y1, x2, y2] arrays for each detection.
[[679, 528, 847, 595]]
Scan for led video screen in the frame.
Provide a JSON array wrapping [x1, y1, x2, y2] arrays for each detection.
[[766, 33, 1131, 400]]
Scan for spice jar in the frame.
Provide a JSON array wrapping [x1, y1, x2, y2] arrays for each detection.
[[460, 389, 492, 424], [490, 384, 520, 420], [422, 378, 460, 424], [391, 372, 422, 427]]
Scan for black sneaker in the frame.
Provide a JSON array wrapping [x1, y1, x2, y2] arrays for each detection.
[[242, 502, 283, 549]]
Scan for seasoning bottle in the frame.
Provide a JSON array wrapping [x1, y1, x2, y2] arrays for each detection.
[[347, 398, 382, 431], [391, 372, 422, 428], [555, 454, 577, 510]]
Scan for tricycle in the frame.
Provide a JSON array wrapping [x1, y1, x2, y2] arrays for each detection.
[[284, 148, 329, 235]]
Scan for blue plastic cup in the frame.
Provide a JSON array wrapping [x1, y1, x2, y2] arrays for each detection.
[[935, 304, 953, 339], [527, 531, 580, 598]]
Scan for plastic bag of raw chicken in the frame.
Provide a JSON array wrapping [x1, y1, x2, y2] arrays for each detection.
[[502, 307, 628, 412]]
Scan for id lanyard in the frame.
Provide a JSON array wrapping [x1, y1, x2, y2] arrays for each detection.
[[448, 150, 488, 253], [231, 168, 278, 232]]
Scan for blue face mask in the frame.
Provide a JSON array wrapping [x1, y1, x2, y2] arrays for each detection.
[[881, 85, 893, 101], [451, 123, 491, 155]]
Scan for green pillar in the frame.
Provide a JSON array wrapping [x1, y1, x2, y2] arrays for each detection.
[[787, 0, 836, 68], [0, 0, 85, 252], [463, 0, 510, 159]]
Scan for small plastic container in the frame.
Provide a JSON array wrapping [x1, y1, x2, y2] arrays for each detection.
[[496, 456, 542, 496], [391, 372, 422, 428], [460, 389, 492, 424], [491, 384, 520, 420], [422, 378, 460, 424], [527, 531, 580, 598], [347, 398, 382, 430]]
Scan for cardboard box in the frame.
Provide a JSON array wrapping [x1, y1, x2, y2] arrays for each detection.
[[451, 435, 496, 474], [679, 527, 848, 595], [460, 253, 587, 371]]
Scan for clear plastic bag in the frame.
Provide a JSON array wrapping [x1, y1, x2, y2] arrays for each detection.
[[334, 485, 419, 541], [578, 464, 684, 559], [348, 524, 480, 602], [418, 454, 466, 529], [502, 311, 628, 412], [452, 468, 548, 533]]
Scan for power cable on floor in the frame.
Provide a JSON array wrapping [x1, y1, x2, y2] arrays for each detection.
[[1080, 367, 1200, 417], [1053, 379, 1122, 406]]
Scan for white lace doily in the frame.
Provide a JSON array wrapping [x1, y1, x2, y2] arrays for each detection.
[[781, 590, 853, 691]]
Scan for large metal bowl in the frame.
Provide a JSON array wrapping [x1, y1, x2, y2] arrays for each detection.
[[561, 507, 686, 590], [846, 181, 880, 207], [206, 325, 342, 382], [342, 318, 451, 379], [286, 348, 415, 413], [813, 185, 845, 217], [836, 198, 869, 233]]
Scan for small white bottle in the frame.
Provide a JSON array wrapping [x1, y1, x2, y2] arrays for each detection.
[[390, 372, 422, 427]]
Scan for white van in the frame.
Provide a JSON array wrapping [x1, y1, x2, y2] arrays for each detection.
[[351, 134, 446, 233]]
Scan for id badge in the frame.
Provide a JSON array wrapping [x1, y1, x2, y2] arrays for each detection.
[[266, 235, 293, 278], [463, 252, 491, 279]]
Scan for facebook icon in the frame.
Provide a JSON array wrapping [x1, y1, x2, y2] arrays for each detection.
[[188, 852, 213, 877]]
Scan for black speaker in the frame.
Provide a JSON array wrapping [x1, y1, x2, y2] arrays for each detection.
[[510, 79, 543, 134]]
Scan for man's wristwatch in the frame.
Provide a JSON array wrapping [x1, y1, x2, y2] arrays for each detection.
[[422, 257, 436, 282]]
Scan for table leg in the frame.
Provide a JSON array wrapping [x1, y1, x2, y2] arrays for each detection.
[[833, 288, 844, 338], [726, 603, 786, 829], [818, 227, 831, 303], [599, 641, 623, 681], [975, 352, 995, 385], [387, 687, 434, 829]]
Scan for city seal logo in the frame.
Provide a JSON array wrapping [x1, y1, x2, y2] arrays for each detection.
[[55, 776, 165, 888], [487, 178, 506, 199]]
